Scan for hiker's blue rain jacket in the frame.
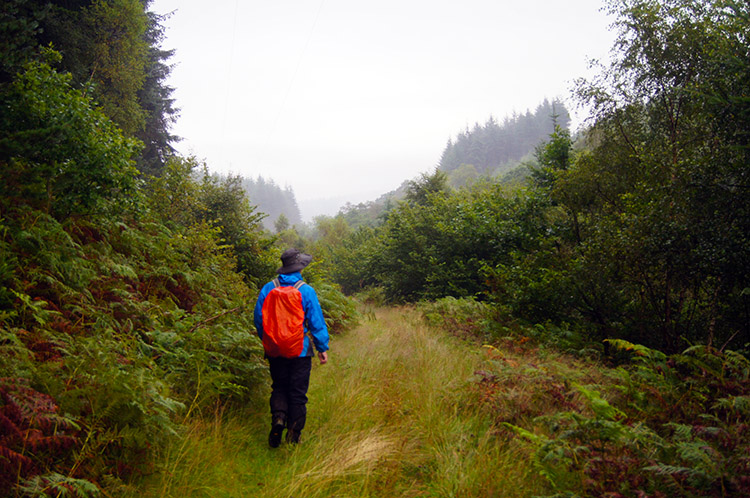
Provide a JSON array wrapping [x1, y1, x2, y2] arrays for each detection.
[[253, 272, 329, 357]]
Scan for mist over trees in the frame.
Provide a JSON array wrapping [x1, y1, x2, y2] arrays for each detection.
[[336, 99, 570, 227], [321, 0, 749, 355], [241, 176, 303, 231], [438, 98, 571, 185], [0, 2, 351, 493]]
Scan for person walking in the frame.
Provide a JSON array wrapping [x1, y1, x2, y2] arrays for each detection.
[[253, 248, 329, 447]]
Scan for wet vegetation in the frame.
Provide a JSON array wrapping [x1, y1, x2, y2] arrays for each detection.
[[1, 0, 749, 496]]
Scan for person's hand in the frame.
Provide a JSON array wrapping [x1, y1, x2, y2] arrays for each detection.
[[318, 351, 328, 365]]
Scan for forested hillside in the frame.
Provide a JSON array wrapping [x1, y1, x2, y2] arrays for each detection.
[[318, 0, 749, 355], [438, 98, 571, 186], [305, 2, 750, 493], [2, 0, 749, 496], [337, 99, 571, 227]]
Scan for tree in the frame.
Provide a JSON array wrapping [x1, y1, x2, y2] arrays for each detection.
[[134, 6, 179, 176], [438, 99, 571, 180], [2, 0, 178, 175], [274, 213, 290, 233], [531, 125, 572, 191], [0, 53, 139, 219], [0, 0, 49, 81], [198, 172, 275, 284], [404, 169, 449, 206], [241, 176, 303, 230], [559, 0, 750, 350]]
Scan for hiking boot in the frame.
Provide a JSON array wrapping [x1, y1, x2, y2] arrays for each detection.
[[286, 429, 301, 445], [268, 417, 285, 448]]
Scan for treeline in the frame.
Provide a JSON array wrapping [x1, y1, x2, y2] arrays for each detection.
[[336, 97, 572, 228], [2, 0, 749, 495], [314, 0, 749, 355], [0, 3, 358, 495], [438, 98, 571, 185]]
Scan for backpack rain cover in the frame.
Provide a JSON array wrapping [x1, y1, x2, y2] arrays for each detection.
[[261, 279, 306, 358]]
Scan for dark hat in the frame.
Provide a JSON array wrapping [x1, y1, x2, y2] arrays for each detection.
[[277, 248, 313, 274]]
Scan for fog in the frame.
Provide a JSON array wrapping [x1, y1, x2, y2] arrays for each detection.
[[149, 0, 616, 219]]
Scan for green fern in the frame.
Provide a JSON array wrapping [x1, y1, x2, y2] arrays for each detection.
[[604, 338, 667, 363], [573, 384, 624, 421], [19, 473, 100, 497], [713, 395, 750, 417]]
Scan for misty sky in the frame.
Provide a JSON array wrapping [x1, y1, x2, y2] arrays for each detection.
[[149, 0, 616, 218]]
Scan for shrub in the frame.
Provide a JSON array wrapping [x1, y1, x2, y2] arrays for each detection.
[[0, 54, 140, 220]]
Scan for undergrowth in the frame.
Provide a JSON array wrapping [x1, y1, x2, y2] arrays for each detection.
[[0, 205, 266, 495], [419, 295, 750, 497]]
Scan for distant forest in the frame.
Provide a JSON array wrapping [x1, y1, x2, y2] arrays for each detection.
[[438, 98, 570, 186], [337, 99, 569, 227], [241, 176, 303, 230]]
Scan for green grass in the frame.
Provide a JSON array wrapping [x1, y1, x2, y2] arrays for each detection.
[[122, 307, 547, 497]]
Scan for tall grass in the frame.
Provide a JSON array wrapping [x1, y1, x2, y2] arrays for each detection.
[[124, 307, 547, 497]]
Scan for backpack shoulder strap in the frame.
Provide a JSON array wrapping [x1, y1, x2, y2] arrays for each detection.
[[293, 280, 306, 290], [271, 278, 280, 288]]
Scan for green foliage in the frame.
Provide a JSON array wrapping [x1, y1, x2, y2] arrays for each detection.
[[2, 0, 178, 175], [531, 125, 572, 191], [296, 263, 360, 334], [312, 280, 360, 335], [322, 0, 750, 354], [147, 160, 277, 286], [19, 472, 100, 498], [0, 192, 270, 494], [274, 213, 290, 233], [198, 172, 276, 285], [419, 296, 496, 341], [0, 4, 356, 496], [404, 169, 449, 205], [135, 7, 179, 176], [503, 340, 750, 497], [327, 226, 380, 295], [78, 0, 149, 135], [0, 56, 140, 219], [474, 0, 750, 352], [370, 182, 548, 302], [338, 191, 399, 229], [0, 0, 48, 79]]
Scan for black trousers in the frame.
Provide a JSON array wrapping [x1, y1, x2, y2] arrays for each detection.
[[268, 356, 312, 434]]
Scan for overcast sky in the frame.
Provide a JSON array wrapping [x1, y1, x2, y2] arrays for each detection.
[[149, 0, 616, 219]]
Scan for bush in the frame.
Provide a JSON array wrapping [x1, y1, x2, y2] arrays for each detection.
[[0, 54, 140, 220]]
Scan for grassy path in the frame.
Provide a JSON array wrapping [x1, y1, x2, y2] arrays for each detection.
[[127, 307, 543, 497]]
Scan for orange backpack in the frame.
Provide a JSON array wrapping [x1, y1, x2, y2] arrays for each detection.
[[261, 279, 306, 358]]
